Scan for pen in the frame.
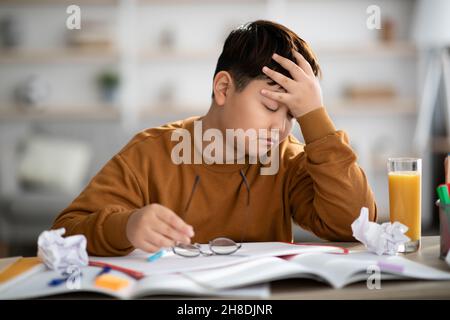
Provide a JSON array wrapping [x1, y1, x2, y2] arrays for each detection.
[[147, 249, 165, 262], [48, 276, 69, 287], [48, 271, 83, 287], [95, 266, 111, 278]]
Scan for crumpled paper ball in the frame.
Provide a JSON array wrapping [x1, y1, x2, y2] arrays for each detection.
[[351, 207, 410, 255], [37, 228, 88, 274]]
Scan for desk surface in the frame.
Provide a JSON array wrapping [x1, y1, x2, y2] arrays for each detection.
[[1, 236, 449, 300], [270, 236, 450, 299]]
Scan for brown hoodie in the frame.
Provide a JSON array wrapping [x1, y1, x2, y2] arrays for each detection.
[[52, 107, 377, 256]]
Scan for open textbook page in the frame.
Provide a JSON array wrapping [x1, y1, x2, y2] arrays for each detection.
[[181, 251, 450, 289]]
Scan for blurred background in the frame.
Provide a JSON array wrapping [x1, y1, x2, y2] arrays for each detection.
[[0, 0, 449, 257]]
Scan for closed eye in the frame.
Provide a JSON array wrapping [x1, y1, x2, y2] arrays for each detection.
[[263, 104, 278, 112]]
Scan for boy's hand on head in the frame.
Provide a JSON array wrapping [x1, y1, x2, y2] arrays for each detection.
[[126, 203, 195, 253], [260, 51, 323, 118]]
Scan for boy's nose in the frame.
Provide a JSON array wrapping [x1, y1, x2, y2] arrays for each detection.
[[270, 108, 287, 133]]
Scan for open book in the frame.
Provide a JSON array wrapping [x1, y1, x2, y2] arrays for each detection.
[[181, 251, 450, 290], [1, 242, 449, 299]]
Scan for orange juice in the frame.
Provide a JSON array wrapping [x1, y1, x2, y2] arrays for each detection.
[[388, 171, 421, 241]]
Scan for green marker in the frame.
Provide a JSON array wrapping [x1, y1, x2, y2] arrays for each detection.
[[437, 184, 450, 205]]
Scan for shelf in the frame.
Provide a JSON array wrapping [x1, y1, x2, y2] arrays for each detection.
[[315, 42, 417, 57], [327, 97, 417, 116], [139, 104, 207, 118], [0, 106, 120, 121], [136, 98, 416, 119], [0, 42, 415, 64], [139, 42, 416, 62], [137, 0, 265, 4], [0, 98, 415, 122], [0, 107, 201, 122], [139, 48, 220, 61], [0, 47, 119, 64], [1, 0, 262, 4]]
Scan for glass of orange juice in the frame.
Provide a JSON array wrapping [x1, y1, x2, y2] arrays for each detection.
[[388, 158, 422, 253]]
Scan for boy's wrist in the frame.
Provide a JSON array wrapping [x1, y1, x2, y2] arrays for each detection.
[[104, 209, 136, 250], [296, 107, 336, 144]]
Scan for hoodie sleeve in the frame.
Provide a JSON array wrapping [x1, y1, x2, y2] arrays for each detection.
[[287, 107, 377, 241], [52, 153, 145, 256]]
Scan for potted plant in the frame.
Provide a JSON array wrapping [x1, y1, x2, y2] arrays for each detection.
[[97, 71, 120, 104]]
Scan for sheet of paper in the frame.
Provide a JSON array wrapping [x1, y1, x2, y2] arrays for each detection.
[[89, 242, 346, 276], [37, 228, 88, 273], [351, 207, 410, 255]]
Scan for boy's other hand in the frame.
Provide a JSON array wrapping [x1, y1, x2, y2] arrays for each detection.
[[260, 51, 323, 118], [126, 203, 195, 253]]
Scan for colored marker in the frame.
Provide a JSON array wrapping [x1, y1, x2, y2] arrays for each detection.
[[147, 249, 165, 262], [437, 184, 450, 205]]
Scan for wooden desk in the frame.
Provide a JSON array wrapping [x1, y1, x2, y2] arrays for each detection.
[[270, 236, 450, 299]]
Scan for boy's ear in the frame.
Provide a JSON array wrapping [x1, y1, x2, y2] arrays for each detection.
[[213, 71, 233, 106]]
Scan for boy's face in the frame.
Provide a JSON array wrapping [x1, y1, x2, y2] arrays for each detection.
[[218, 77, 295, 156]]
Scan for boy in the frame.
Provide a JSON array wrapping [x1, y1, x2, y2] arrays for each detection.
[[53, 20, 377, 257]]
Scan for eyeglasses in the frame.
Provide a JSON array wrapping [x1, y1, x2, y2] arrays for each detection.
[[172, 170, 250, 258]]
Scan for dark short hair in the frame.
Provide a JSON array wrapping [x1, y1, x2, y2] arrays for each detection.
[[212, 20, 321, 97]]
